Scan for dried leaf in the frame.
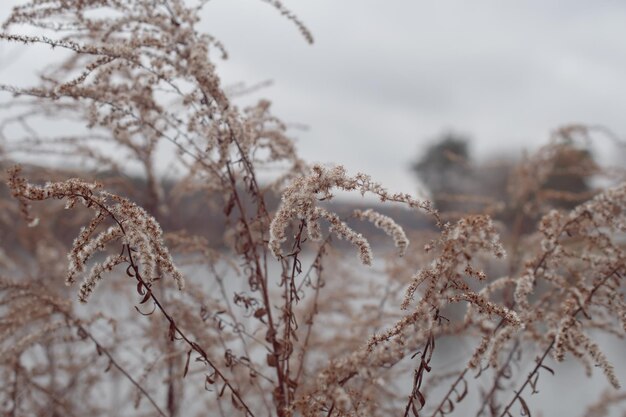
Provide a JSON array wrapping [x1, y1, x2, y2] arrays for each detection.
[[224, 193, 236, 216], [455, 378, 468, 402], [442, 398, 454, 414], [267, 353, 277, 367], [139, 290, 152, 304], [518, 396, 532, 416], [529, 373, 540, 394], [77, 327, 88, 340], [231, 393, 243, 410], [414, 390, 426, 408], [540, 364, 555, 375], [191, 341, 207, 357], [502, 364, 513, 379], [205, 374, 215, 391], [411, 400, 420, 417], [183, 349, 192, 378], [168, 321, 176, 341], [134, 304, 156, 316]]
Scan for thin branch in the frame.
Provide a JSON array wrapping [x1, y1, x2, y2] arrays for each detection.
[[71, 320, 168, 417]]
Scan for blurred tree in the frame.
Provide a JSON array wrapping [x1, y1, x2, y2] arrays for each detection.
[[411, 131, 597, 217], [541, 142, 596, 209], [411, 132, 475, 212]]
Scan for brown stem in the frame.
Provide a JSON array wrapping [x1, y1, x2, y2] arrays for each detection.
[[404, 320, 437, 417], [125, 243, 255, 416], [224, 162, 287, 414]]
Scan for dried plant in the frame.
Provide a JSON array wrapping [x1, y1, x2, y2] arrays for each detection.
[[0, 1, 625, 417]]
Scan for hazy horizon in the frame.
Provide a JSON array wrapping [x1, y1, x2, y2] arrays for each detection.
[[2, 0, 626, 194]]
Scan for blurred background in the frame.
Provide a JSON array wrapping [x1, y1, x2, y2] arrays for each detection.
[[2, 0, 626, 196]]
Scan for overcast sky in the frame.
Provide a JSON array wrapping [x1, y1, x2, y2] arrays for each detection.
[[2, 1, 626, 194]]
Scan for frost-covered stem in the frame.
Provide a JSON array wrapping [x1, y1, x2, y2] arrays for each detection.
[[499, 267, 622, 417]]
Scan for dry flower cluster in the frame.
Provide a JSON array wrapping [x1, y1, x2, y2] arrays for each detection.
[[0, 1, 625, 417]]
